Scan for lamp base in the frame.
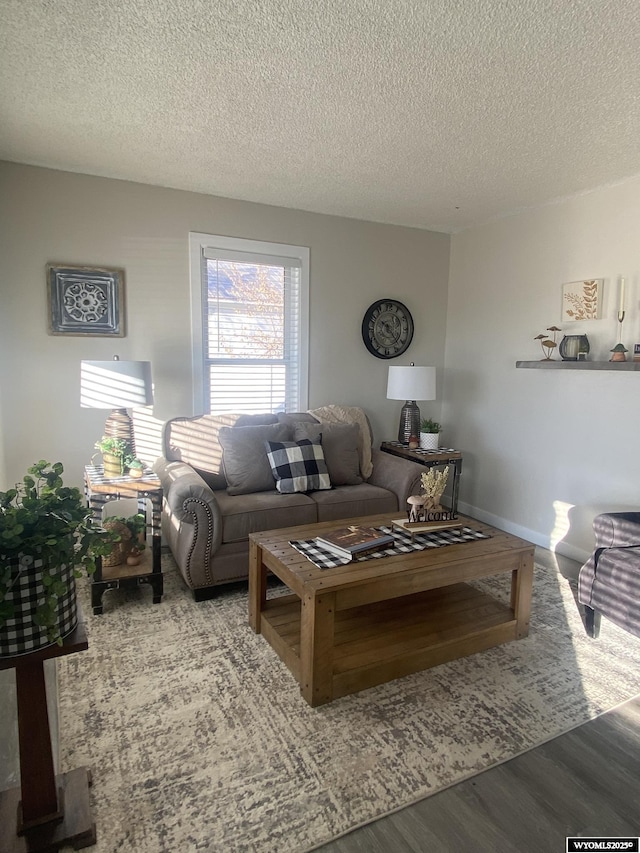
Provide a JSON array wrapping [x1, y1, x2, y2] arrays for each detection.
[[397, 401, 420, 445], [104, 408, 135, 457]]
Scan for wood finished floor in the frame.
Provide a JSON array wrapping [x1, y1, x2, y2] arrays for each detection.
[[316, 547, 640, 853]]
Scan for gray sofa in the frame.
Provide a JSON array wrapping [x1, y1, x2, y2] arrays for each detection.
[[153, 408, 423, 599]]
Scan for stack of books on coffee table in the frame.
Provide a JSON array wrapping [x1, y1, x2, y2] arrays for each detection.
[[315, 525, 394, 560]]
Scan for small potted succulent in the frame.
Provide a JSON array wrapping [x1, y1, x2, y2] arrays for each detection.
[[126, 457, 145, 479], [419, 417, 441, 451]]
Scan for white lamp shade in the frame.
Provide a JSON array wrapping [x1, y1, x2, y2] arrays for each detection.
[[386, 366, 436, 401], [81, 359, 153, 408]]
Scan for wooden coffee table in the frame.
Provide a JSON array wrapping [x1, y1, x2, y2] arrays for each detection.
[[249, 513, 534, 707]]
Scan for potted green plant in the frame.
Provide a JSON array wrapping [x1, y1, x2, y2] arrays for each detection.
[[102, 512, 147, 567], [0, 461, 116, 654], [419, 417, 441, 451], [94, 436, 130, 478], [125, 456, 144, 479], [123, 512, 147, 565]]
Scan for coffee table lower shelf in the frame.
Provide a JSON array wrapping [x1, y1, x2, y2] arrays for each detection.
[[261, 582, 515, 703]]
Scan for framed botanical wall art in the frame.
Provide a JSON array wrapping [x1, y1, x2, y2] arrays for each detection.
[[561, 278, 603, 321], [47, 264, 125, 336]]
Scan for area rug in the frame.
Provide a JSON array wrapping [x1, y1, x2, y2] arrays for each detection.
[[57, 556, 640, 853]]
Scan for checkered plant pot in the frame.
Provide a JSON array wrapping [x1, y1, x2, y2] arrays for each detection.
[[0, 557, 78, 656]]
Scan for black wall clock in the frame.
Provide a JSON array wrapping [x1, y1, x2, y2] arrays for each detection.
[[361, 299, 414, 359]]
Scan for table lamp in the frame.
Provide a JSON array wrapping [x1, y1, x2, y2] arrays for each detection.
[[386, 364, 436, 444], [81, 356, 153, 456]]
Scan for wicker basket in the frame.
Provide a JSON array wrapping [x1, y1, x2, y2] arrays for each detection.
[[102, 520, 132, 567]]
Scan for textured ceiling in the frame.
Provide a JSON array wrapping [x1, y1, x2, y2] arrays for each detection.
[[1, 0, 640, 233]]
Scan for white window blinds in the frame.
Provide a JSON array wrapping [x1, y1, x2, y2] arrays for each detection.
[[190, 234, 309, 415]]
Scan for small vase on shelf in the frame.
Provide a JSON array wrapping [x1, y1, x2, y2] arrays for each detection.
[[559, 334, 590, 361]]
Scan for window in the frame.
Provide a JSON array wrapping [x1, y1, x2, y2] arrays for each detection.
[[189, 233, 309, 415]]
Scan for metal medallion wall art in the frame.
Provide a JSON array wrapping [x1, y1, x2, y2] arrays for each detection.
[[47, 264, 125, 336]]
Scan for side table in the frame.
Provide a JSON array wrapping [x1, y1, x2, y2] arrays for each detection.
[[380, 442, 463, 514], [84, 466, 163, 615], [0, 622, 95, 852]]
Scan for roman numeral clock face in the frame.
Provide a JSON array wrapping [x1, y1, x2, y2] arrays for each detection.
[[361, 299, 414, 359]]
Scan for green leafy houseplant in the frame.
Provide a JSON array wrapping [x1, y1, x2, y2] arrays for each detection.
[[94, 436, 128, 457], [102, 512, 147, 569], [105, 513, 147, 551], [0, 461, 116, 647], [94, 436, 130, 477], [420, 417, 441, 434], [123, 512, 147, 542]]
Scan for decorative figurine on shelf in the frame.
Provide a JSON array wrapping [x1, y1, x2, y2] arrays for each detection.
[[534, 325, 561, 360], [407, 494, 425, 522], [610, 343, 628, 362], [408, 434, 419, 450]]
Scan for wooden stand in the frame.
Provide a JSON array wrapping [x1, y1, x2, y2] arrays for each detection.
[[0, 623, 96, 852], [83, 466, 163, 615]]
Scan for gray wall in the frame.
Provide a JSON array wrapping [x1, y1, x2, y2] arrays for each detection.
[[445, 175, 640, 560], [3, 159, 636, 563], [0, 162, 450, 490]]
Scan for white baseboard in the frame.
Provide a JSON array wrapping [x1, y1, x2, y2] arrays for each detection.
[[457, 501, 590, 565]]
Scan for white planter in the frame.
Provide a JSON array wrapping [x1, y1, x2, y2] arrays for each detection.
[[420, 432, 440, 450]]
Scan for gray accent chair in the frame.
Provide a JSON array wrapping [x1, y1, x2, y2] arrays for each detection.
[[578, 512, 640, 639]]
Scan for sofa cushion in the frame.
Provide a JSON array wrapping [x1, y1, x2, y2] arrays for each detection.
[[265, 438, 332, 494], [219, 423, 293, 495], [311, 483, 398, 522], [293, 422, 363, 486], [214, 489, 317, 543], [307, 405, 374, 479], [163, 412, 279, 491]]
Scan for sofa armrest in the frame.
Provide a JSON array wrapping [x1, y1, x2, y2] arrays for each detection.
[[153, 458, 223, 587], [367, 447, 423, 510], [592, 512, 640, 549]]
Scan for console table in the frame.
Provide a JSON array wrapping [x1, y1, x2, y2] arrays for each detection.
[[83, 466, 163, 615], [0, 622, 95, 852], [380, 442, 463, 514]]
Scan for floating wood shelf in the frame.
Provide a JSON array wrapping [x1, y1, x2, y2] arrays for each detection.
[[516, 360, 640, 371]]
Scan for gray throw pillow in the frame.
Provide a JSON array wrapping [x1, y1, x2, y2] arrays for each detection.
[[293, 422, 363, 486], [219, 423, 293, 495]]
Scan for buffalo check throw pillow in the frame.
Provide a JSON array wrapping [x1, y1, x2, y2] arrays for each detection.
[[265, 438, 332, 493]]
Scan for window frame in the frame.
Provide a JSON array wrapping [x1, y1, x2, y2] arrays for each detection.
[[188, 232, 310, 415]]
